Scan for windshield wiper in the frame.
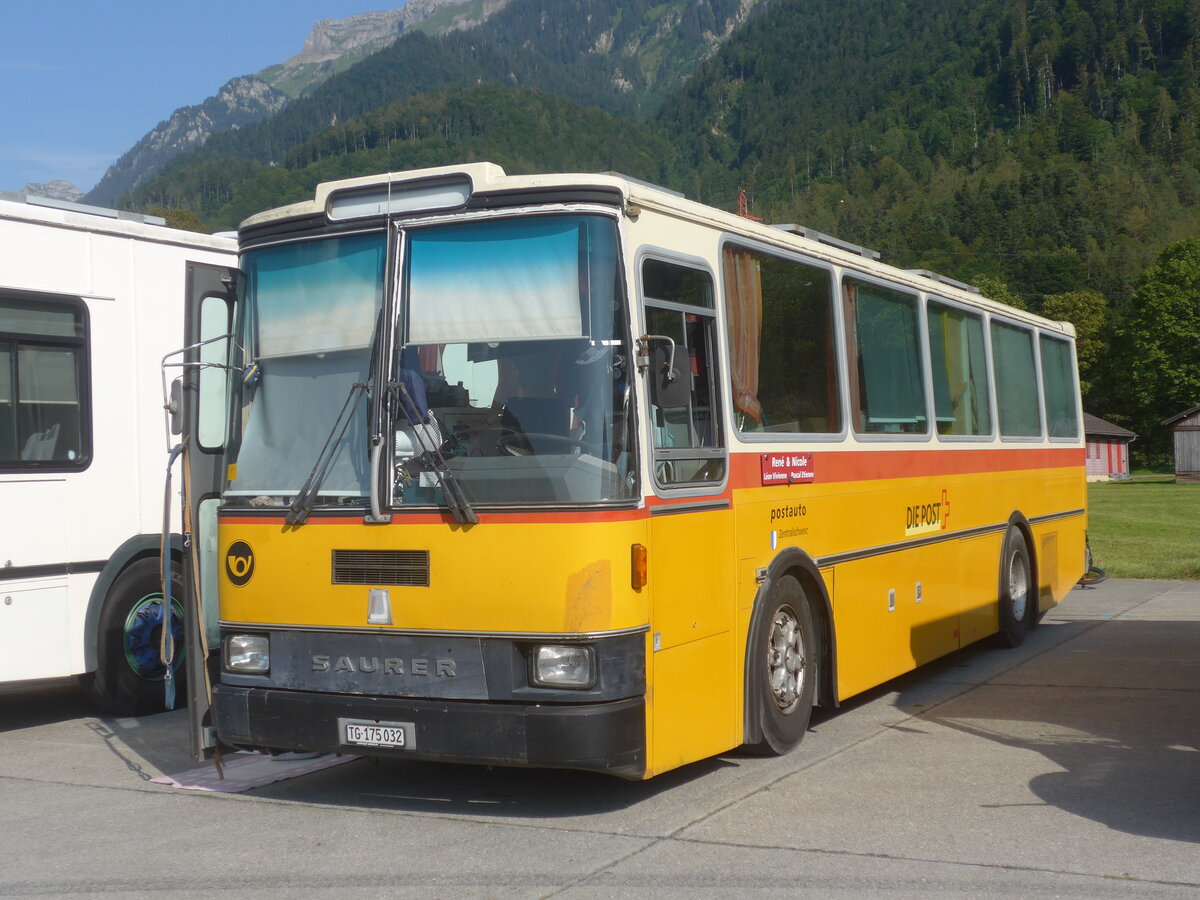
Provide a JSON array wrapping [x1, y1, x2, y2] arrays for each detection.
[[393, 379, 478, 526], [286, 381, 368, 527]]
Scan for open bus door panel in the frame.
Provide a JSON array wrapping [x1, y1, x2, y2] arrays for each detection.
[[180, 262, 241, 762]]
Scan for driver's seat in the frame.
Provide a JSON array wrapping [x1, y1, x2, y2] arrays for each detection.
[[503, 396, 572, 452]]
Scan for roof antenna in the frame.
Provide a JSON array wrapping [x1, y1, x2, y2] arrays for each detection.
[[737, 189, 762, 222]]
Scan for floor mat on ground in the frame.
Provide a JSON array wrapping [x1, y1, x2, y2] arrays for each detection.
[[151, 751, 359, 792]]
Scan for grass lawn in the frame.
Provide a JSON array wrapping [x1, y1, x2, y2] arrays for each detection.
[[1087, 481, 1200, 579]]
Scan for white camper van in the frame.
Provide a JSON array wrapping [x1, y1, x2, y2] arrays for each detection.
[[0, 195, 236, 715]]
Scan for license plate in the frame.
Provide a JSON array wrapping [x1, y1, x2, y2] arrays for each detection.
[[339, 718, 415, 749]]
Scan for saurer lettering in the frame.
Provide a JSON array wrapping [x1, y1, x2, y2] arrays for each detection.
[[311, 655, 456, 677]]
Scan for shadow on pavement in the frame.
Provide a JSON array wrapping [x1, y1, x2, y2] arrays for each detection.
[[246, 750, 736, 817], [0, 678, 96, 732], [0, 678, 196, 779], [908, 618, 1200, 844]]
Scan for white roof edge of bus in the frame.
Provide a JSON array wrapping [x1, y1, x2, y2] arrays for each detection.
[[0, 196, 236, 252], [615, 177, 1078, 338], [238, 162, 1076, 338]]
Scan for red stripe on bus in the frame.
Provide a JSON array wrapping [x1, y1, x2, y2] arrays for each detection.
[[730, 446, 1084, 489], [218, 507, 653, 527]]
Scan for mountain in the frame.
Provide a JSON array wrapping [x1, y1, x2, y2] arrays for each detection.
[[255, 1, 507, 99], [86, 77, 289, 208], [130, 0, 772, 214], [656, 0, 1200, 303], [136, 84, 680, 228], [85, 0, 503, 207]]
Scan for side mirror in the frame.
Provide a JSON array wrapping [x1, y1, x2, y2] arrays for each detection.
[[168, 378, 183, 435], [649, 343, 691, 409]]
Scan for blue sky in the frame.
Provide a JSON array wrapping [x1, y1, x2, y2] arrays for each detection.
[[1, 2, 397, 194]]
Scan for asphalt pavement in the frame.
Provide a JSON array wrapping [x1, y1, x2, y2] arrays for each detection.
[[1, 578, 1198, 898]]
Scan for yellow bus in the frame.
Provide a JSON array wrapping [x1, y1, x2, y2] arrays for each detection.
[[177, 163, 1086, 779]]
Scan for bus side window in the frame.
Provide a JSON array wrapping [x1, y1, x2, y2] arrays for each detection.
[[0, 296, 89, 468], [722, 245, 840, 434], [843, 278, 927, 435], [642, 259, 725, 487], [1039, 334, 1079, 439], [927, 301, 991, 437], [991, 321, 1042, 438]]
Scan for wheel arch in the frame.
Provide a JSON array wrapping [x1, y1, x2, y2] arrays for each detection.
[[1003, 511, 1040, 630], [743, 547, 838, 746], [82, 533, 184, 672]]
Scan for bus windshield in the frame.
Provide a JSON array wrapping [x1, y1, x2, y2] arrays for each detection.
[[226, 213, 634, 511], [228, 232, 386, 507], [393, 214, 635, 506]]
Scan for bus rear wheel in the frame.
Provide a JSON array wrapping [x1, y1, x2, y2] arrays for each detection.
[[743, 574, 816, 756], [84, 558, 186, 717], [995, 527, 1033, 648]]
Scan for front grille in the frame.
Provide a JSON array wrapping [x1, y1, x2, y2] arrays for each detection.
[[331, 550, 430, 586]]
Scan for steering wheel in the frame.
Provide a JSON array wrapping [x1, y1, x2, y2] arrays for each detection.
[[497, 432, 599, 457]]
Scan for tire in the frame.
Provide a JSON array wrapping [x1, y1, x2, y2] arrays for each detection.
[[84, 557, 186, 716], [743, 574, 817, 755], [995, 527, 1033, 648]]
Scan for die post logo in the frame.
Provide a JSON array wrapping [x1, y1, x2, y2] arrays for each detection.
[[905, 489, 951, 537], [225, 541, 255, 586]]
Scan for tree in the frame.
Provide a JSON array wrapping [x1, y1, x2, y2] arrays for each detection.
[[973, 274, 1028, 310], [1120, 238, 1200, 460], [143, 207, 209, 234]]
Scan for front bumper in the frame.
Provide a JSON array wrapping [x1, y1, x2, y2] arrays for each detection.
[[213, 684, 646, 779]]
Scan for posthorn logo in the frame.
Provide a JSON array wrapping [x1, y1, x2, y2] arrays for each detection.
[[225, 541, 255, 586]]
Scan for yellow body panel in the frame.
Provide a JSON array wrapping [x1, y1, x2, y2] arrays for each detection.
[[217, 457, 1085, 779], [732, 461, 1087, 705], [644, 507, 738, 776], [219, 517, 650, 635]]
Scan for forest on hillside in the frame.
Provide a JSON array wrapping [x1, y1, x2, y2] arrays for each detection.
[[133, 0, 1200, 461]]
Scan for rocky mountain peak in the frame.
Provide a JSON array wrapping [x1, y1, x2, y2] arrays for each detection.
[[22, 180, 84, 203], [282, 1, 506, 71], [284, 9, 408, 68]]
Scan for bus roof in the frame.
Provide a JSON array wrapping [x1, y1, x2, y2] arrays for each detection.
[[0, 194, 236, 254]]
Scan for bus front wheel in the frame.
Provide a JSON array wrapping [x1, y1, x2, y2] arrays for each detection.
[[84, 557, 186, 717], [744, 574, 816, 755], [996, 527, 1033, 648]]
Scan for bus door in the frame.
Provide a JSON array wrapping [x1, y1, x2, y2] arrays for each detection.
[[639, 257, 737, 770], [177, 262, 240, 762]]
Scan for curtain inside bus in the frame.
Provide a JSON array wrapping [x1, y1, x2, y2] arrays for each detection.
[[928, 303, 991, 436], [722, 246, 763, 425], [407, 217, 602, 345]]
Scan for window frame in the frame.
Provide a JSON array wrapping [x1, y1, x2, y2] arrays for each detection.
[[841, 271, 932, 443], [718, 235, 847, 444], [925, 294, 996, 443], [988, 315, 1045, 442], [1037, 331, 1082, 443], [636, 248, 728, 494], [0, 290, 92, 473]]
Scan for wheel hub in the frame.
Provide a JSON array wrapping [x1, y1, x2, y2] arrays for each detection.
[[1008, 551, 1029, 622], [123, 595, 184, 680], [767, 606, 807, 714]]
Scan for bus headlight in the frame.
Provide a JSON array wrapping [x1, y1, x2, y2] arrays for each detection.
[[532, 644, 594, 688], [224, 634, 270, 674]]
